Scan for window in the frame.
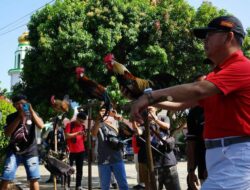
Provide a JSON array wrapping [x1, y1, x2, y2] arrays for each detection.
[[17, 54, 21, 68]]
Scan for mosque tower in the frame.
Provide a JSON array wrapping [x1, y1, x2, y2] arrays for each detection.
[[8, 31, 31, 89]]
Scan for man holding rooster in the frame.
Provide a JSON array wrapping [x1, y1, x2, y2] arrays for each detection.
[[131, 15, 250, 190]]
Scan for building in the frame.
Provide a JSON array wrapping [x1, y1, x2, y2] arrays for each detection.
[[8, 31, 31, 89]]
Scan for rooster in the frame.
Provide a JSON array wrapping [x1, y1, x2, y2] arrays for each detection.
[[103, 53, 179, 99], [51, 95, 70, 113], [75, 67, 111, 115], [50, 95, 74, 119]]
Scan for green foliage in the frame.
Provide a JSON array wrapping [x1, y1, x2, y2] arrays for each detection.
[[0, 99, 15, 149], [14, 0, 250, 120], [243, 28, 250, 58], [107, 76, 129, 112], [0, 82, 7, 96]]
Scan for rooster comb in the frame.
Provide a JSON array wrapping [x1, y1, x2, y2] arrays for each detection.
[[75, 67, 85, 73], [103, 53, 114, 63]]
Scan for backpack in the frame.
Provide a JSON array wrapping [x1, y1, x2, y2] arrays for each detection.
[[100, 123, 124, 150], [10, 122, 29, 153]]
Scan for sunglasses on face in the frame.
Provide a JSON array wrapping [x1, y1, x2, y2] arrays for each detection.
[[205, 30, 229, 39]]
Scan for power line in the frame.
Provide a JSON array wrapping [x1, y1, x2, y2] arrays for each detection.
[[0, 0, 55, 36], [0, 23, 28, 37]]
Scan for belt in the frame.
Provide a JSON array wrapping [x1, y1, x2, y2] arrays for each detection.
[[205, 136, 250, 149]]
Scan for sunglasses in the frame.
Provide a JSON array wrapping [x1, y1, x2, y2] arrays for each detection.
[[205, 30, 229, 39]]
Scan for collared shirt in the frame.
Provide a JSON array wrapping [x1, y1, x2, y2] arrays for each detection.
[[200, 50, 250, 138]]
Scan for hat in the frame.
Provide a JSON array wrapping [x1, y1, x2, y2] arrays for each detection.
[[193, 15, 245, 39]]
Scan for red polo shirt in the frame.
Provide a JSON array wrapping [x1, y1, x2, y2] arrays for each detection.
[[200, 50, 250, 139], [65, 121, 85, 153]]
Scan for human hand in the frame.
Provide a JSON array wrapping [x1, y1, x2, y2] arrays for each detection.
[[114, 113, 123, 121], [148, 109, 157, 121], [78, 131, 85, 136], [130, 95, 149, 124], [187, 172, 200, 190], [17, 103, 27, 120]]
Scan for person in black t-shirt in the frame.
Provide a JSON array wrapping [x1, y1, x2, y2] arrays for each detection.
[[136, 106, 181, 190], [44, 122, 66, 183], [0, 94, 44, 190], [186, 74, 207, 190]]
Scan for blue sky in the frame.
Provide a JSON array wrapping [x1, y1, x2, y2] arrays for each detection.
[[0, 0, 249, 91]]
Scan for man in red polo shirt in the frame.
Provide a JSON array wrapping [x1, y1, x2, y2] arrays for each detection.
[[65, 112, 86, 190], [131, 15, 250, 189]]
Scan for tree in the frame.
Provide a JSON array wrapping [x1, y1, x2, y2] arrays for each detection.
[[0, 99, 15, 147], [0, 82, 7, 96], [16, 0, 250, 120]]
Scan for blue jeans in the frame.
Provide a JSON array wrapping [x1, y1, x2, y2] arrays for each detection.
[[1, 151, 40, 181], [202, 139, 250, 190], [98, 161, 128, 190]]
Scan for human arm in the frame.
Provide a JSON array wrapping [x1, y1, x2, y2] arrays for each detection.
[[112, 111, 136, 135], [4, 113, 23, 137], [29, 103, 44, 129], [148, 110, 170, 130], [155, 101, 197, 111], [131, 80, 220, 123], [64, 123, 85, 139], [91, 120, 101, 137], [187, 140, 199, 190], [65, 130, 85, 139]]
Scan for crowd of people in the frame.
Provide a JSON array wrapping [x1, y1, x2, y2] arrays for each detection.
[[1, 15, 250, 190]]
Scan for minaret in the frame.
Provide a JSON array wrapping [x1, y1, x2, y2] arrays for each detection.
[[8, 31, 31, 89]]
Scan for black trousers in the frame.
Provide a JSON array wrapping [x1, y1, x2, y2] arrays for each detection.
[[68, 151, 85, 188]]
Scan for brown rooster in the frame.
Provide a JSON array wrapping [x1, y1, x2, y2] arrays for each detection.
[[75, 67, 111, 113], [103, 53, 179, 99], [51, 95, 70, 113]]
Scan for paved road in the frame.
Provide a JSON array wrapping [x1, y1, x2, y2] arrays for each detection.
[[14, 161, 188, 189]]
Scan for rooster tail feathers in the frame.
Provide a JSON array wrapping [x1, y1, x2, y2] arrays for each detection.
[[135, 78, 150, 91], [100, 91, 111, 119], [63, 94, 70, 102], [102, 91, 111, 110], [150, 73, 179, 90]]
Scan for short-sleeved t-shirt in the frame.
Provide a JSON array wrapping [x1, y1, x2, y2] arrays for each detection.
[[186, 106, 204, 141], [200, 50, 250, 139], [96, 123, 123, 165], [46, 128, 66, 152], [6, 112, 38, 156], [65, 121, 85, 153]]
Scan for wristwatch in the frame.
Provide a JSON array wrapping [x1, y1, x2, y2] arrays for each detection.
[[144, 88, 173, 104], [144, 88, 154, 105]]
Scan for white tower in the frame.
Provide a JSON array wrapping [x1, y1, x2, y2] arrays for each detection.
[[8, 32, 31, 89]]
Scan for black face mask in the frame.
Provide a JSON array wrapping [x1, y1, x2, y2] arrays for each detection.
[[203, 58, 213, 65]]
